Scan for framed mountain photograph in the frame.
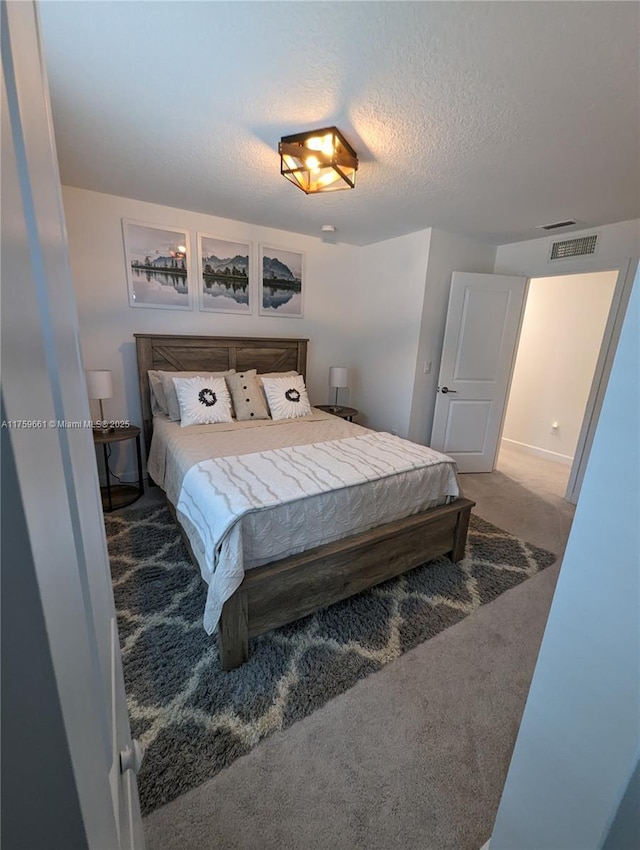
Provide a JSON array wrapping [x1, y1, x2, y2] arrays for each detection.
[[259, 245, 304, 318], [123, 220, 193, 310], [196, 234, 252, 314]]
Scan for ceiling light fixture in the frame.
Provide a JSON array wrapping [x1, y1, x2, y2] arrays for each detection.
[[279, 126, 358, 194]]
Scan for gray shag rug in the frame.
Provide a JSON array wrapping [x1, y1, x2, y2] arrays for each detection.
[[105, 504, 555, 817]]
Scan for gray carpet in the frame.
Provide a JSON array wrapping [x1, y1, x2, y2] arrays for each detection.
[[105, 505, 554, 819]]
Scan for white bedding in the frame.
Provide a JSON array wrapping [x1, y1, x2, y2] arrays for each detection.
[[147, 411, 460, 634]]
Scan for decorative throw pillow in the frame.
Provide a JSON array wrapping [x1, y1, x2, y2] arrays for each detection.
[[226, 370, 270, 422], [261, 374, 312, 420], [256, 370, 298, 409], [160, 369, 235, 421], [172, 376, 233, 427]]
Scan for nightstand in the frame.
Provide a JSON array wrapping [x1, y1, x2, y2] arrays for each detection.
[[93, 425, 144, 512], [315, 405, 359, 422]]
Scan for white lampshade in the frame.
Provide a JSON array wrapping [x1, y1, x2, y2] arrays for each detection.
[[328, 366, 348, 388], [86, 370, 114, 400]]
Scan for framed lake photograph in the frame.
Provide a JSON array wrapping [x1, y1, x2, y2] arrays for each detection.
[[123, 219, 194, 310], [259, 245, 304, 318], [197, 234, 252, 314]]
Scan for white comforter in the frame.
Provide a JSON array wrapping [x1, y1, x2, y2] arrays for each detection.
[[174, 429, 459, 634]]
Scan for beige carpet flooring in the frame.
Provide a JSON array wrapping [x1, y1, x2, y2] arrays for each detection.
[[140, 452, 575, 850], [497, 441, 571, 501]]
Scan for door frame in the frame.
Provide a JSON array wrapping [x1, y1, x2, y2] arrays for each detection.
[[496, 258, 636, 504], [564, 259, 635, 502], [2, 1, 144, 846]]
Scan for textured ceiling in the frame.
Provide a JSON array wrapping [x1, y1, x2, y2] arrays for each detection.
[[39, 1, 639, 247]]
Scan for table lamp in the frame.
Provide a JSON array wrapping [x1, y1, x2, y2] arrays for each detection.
[[328, 366, 348, 412], [86, 369, 114, 433]]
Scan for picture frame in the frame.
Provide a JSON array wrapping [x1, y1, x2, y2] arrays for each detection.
[[122, 219, 194, 310], [259, 245, 304, 318], [196, 234, 252, 314]]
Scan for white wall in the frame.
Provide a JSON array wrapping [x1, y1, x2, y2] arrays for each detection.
[[490, 269, 639, 850], [408, 228, 496, 444], [63, 190, 639, 485], [62, 189, 445, 471], [502, 271, 617, 463], [495, 219, 640, 277], [62, 187, 360, 477], [353, 230, 432, 436]]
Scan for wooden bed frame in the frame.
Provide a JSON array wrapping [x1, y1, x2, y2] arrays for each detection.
[[135, 333, 474, 670]]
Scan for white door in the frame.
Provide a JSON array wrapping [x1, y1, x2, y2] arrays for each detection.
[[430, 272, 527, 473], [2, 3, 144, 847]]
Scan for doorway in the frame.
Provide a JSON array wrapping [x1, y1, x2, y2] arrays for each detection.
[[498, 270, 618, 502]]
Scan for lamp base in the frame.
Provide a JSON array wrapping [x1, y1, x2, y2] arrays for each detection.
[[94, 398, 114, 433]]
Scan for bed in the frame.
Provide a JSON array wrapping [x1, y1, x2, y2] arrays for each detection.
[[135, 333, 474, 670]]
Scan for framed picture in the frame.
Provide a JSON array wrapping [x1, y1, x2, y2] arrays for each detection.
[[259, 245, 304, 318], [122, 219, 193, 310], [197, 234, 252, 314]]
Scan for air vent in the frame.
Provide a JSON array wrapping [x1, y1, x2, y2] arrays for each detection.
[[549, 234, 599, 261], [539, 219, 578, 231]]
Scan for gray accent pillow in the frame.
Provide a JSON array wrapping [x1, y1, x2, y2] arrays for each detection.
[[226, 370, 270, 421]]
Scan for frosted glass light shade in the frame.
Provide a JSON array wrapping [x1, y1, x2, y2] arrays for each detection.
[[86, 370, 114, 400], [279, 127, 358, 194], [328, 367, 348, 388]]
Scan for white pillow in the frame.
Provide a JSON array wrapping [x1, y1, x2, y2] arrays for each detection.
[[161, 369, 236, 421], [261, 374, 312, 420], [256, 370, 298, 409], [172, 376, 233, 427]]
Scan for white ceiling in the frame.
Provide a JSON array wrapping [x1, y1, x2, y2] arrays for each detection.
[[39, 1, 639, 247]]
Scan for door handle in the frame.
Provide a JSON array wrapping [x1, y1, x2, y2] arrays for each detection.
[[120, 739, 143, 775], [440, 387, 458, 394]]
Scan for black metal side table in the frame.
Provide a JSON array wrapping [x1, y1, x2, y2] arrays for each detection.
[[315, 405, 359, 422], [93, 424, 144, 512]]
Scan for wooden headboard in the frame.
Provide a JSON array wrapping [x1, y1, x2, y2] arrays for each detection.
[[134, 334, 308, 453]]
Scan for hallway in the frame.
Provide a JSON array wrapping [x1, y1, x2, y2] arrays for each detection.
[[496, 442, 571, 501]]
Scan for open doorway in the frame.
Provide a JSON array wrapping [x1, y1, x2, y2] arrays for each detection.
[[498, 270, 618, 503]]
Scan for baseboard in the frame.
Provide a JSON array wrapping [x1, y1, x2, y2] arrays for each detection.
[[479, 840, 491, 850], [500, 437, 573, 466]]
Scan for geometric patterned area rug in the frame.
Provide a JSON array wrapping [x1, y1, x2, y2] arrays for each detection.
[[105, 504, 555, 817]]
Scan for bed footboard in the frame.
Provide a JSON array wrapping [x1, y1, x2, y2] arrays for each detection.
[[217, 497, 474, 671]]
